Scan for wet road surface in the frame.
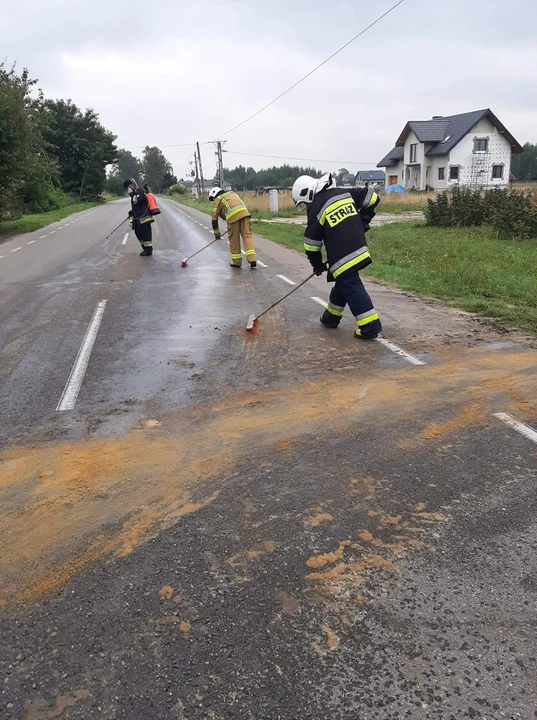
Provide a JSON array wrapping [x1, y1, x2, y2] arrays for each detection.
[[1, 199, 537, 719]]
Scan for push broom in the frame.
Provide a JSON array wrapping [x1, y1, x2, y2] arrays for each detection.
[[181, 230, 228, 267], [246, 272, 316, 332]]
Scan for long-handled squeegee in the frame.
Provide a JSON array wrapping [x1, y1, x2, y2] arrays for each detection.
[[246, 272, 316, 332], [181, 230, 228, 267]]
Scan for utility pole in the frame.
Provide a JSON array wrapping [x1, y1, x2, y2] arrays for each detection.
[[193, 152, 201, 197], [196, 142, 205, 196], [216, 140, 226, 189]]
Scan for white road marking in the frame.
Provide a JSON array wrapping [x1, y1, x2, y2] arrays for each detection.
[[203, 226, 209, 230], [257, 260, 268, 268], [39, 235, 46, 239], [49, 231, 55, 235], [277, 274, 296, 286], [58, 227, 64, 230], [12, 247, 22, 252], [493, 412, 537, 445], [122, 233, 129, 245], [27, 240, 36, 245], [0, 255, 4, 259], [311, 296, 328, 308], [56, 300, 108, 412], [376, 337, 425, 366], [241, 250, 247, 256]]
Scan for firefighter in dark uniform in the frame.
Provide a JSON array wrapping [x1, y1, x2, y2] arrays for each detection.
[[291, 173, 382, 339], [124, 179, 154, 256]]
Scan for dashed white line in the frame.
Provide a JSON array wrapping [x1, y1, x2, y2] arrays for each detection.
[[58, 227, 64, 230], [257, 260, 268, 268], [493, 412, 537, 445], [277, 274, 296, 286], [39, 235, 46, 239], [376, 338, 425, 366], [49, 231, 55, 235], [56, 300, 108, 412], [122, 232, 129, 245], [0, 255, 4, 259], [311, 296, 327, 308], [11, 247, 22, 252], [27, 240, 36, 245]]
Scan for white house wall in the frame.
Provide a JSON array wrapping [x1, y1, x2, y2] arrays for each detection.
[[447, 118, 512, 188], [427, 156, 448, 190], [386, 161, 404, 186]]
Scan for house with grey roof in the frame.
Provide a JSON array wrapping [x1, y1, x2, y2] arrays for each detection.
[[356, 170, 385, 189], [377, 109, 523, 191]]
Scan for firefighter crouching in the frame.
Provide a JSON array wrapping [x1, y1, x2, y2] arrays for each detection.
[[209, 187, 257, 269], [291, 173, 382, 340], [124, 179, 155, 256]]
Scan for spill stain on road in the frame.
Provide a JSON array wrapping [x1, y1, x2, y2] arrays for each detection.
[[1, 346, 537, 608]]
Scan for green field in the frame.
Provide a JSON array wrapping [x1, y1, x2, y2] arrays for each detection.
[[252, 221, 537, 336], [0, 202, 100, 242]]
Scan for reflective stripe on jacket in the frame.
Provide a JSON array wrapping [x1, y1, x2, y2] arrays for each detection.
[[303, 187, 379, 279], [212, 191, 251, 226]]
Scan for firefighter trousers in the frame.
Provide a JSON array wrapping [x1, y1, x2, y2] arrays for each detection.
[[321, 269, 382, 338], [228, 217, 256, 266], [134, 221, 153, 254]]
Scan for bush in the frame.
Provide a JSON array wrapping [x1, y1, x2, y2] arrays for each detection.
[[166, 183, 188, 195], [424, 192, 452, 227], [425, 187, 537, 239]]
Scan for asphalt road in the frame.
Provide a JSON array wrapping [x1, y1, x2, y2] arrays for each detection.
[[1, 199, 537, 719]]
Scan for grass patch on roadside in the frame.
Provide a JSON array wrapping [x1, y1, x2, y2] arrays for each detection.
[[0, 202, 100, 242], [253, 220, 537, 335]]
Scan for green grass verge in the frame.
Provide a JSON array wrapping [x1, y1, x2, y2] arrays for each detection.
[[0, 202, 100, 242], [252, 221, 537, 335]]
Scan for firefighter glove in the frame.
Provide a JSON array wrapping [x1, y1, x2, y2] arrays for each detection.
[[313, 260, 328, 276]]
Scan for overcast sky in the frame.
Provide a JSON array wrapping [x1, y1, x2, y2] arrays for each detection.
[[2, 0, 536, 179]]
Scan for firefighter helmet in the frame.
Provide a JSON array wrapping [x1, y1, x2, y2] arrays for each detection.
[[208, 186, 223, 201], [315, 172, 335, 193], [291, 176, 317, 206]]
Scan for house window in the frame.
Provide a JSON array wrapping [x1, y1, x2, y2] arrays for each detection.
[[438, 167, 445, 180], [410, 144, 418, 163], [492, 165, 504, 179], [474, 138, 488, 152], [449, 166, 460, 181]]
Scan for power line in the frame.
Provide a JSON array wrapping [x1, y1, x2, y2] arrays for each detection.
[[226, 150, 377, 166], [123, 142, 209, 150], [212, 0, 406, 140]]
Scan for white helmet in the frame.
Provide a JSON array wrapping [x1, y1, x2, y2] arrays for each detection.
[[208, 186, 222, 201], [292, 176, 317, 206]]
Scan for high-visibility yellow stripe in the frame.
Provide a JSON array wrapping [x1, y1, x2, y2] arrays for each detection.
[[357, 313, 379, 327], [327, 305, 344, 317], [245, 249, 256, 256], [367, 191, 378, 208], [304, 243, 322, 252], [231, 253, 242, 259], [332, 251, 371, 278], [226, 205, 248, 220], [320, 198, 354, 226]]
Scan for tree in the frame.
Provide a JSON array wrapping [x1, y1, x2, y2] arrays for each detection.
[[223, 164, 324, 191], [41, 99, 117, 200], [511, 143, 537, 182], [142, 146, 177, 192], [0, 63, 60, 217], [106, 148, 143, 195]]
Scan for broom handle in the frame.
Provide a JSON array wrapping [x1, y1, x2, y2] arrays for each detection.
[[105, 217, 128, 239], [256, 272, 316, 321], [186, 230, 228, 261]]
